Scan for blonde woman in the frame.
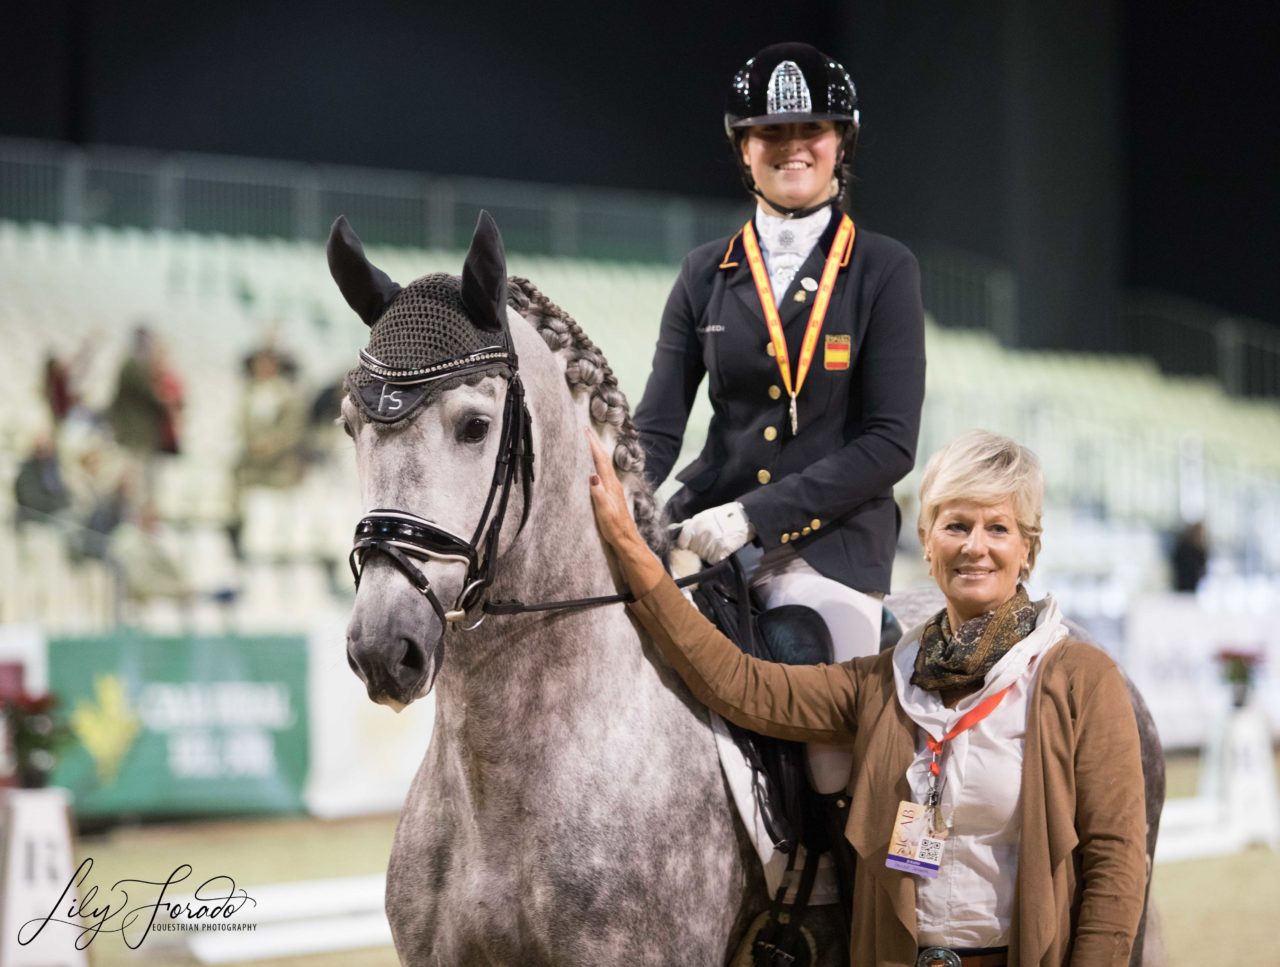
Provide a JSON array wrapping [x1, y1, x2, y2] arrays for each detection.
[[588, 429, 1146, 967]]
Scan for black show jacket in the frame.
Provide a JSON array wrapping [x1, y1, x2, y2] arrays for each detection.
[[634, 211, 926, 594]]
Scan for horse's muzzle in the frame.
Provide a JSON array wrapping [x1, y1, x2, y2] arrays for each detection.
[[346, 627, 441, 711]]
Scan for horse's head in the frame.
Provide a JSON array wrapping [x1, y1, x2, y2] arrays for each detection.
[[330, 212, 533, 710]]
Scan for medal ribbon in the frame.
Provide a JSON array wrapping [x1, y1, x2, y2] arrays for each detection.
[[922, 683, 1014, 832], [741, 213, 855, 434]]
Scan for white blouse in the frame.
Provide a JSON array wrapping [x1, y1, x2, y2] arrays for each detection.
[[753, 204, 833, 305], [891, 596, 1068, 949]]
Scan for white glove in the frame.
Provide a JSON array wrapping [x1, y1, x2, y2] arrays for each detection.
[[676, 502, 755, 563]]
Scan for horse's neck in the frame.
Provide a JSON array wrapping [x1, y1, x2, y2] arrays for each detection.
[[433, 498, 678, 794]]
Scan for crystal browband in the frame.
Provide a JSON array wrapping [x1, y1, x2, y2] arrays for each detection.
[[358, 347, 516, 385]]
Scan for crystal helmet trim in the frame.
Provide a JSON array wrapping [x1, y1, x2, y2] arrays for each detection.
[[766, 61, 812, 117]]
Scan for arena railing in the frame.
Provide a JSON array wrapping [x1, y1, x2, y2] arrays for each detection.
[[2, 136, 1277, 398], [1124, 289, 1280, 399], [912, 241, 1020, 345], [0, 136, 744, 265]]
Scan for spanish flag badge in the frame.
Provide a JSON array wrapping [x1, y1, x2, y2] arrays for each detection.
[[824, 334, 851, 370]]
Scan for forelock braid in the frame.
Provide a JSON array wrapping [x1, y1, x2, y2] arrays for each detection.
[[508, 277, 668, 555]]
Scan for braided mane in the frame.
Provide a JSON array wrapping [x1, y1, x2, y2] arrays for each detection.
[[508, 277, 668, 555]]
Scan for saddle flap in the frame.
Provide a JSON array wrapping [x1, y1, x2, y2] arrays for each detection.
[[758, 606, 834, 666], [686, 559, 839, 855]]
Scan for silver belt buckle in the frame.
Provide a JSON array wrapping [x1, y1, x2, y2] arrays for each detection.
[[917, 948, 963, 967]]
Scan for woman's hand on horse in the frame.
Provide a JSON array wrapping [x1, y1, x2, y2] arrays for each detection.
[[586, 429, 666, 594], [586, 430, 640, 549]]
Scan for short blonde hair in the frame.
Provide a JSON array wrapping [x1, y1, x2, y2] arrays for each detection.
[[916, 430, 1044, 578]]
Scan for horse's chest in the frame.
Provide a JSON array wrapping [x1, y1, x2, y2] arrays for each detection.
[[386, 818, 532, 963]]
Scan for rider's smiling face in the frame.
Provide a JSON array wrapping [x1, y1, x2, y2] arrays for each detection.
[[740, 121, 841, 214]]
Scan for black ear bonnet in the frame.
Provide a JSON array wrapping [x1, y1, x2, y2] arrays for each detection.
[[328, 211, 516, 423]]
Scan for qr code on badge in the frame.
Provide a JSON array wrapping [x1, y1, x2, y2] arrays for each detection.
[[917, 836, 944, 865]]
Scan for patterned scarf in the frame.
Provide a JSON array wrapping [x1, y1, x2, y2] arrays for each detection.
[[911, 586, 1037, 693]]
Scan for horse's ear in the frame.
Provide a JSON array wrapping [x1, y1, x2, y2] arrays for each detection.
[[461, 210, 508, 333], [327, 215, 402, 327]]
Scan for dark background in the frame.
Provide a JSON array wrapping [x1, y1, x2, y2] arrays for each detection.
[[2, 0, 1277, 348]]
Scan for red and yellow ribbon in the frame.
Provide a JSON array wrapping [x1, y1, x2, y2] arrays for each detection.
[[741, 214, 855, 433]]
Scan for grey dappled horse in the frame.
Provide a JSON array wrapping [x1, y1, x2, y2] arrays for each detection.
[[332, 213, 845, 966]]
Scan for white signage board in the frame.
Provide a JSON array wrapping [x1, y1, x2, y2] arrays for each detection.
[[1125, 594, 1280, 749], [0, 788, 89, 967]]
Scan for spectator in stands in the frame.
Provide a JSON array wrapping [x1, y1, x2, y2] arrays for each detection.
[[151, 339, 186, 456], [633, 43, 925, 796], [12, 433, 72, 528], [65, 444, 130, 561], [41, 338, 96, 430], [108, 501, 193, 607], [240, 326, 299, 382], [227, 347, 308, 558], [1170, 520, 1209, 592], [106, 326, 171, 500], [42, 352, 76, 426], [588, 428, 1147, 967], [306, 373, 347, 466]]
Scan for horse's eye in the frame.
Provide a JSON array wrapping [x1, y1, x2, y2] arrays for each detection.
[[459, 416, 490, 444]]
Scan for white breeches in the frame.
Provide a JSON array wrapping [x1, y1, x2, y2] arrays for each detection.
[[749, 552, 882, 794]]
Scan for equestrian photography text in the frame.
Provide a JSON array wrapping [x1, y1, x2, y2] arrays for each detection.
[[18, 858, 257, 951]]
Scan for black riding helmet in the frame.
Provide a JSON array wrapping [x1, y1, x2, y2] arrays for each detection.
[[725, 42, 859, 217]]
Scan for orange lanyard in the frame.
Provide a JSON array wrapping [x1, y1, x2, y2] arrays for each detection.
[[741, 213, 855, 434], [923, 684, 1014, 830]]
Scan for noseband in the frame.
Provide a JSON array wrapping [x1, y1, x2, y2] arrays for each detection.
[[348, 350, 535, 629]]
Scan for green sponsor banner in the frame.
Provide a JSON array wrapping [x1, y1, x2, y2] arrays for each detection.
[[48, 633, 308, 816]]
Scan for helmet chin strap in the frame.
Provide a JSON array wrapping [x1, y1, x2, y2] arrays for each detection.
[[738, 143, 850, 220], [750, 188, 839, 220]]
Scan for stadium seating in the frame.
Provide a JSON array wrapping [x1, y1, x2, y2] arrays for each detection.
[[1, 220, 1278, 633]]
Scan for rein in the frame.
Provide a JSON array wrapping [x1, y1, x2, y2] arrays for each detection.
[[481, 559, 733, 617]]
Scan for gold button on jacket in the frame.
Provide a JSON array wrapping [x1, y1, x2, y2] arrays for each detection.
[[768, 384, 782, 400], [763, 426, 778, 442], [757, 469, 771, 484]]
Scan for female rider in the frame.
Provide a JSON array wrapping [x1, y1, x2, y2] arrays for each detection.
[[634, 42, 927, 793]]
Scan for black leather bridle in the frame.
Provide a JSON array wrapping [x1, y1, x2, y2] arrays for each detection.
[[348, 357, 535, 631], [347, 343, 727, 632]]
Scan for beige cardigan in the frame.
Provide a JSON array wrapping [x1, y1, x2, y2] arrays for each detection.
[[629, 575, 1147, 967]]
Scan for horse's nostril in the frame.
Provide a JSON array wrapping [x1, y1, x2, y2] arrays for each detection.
[[400, 637, 425, 672], [347, 648, 360, 675]]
